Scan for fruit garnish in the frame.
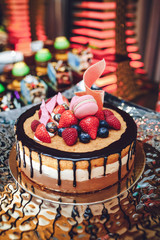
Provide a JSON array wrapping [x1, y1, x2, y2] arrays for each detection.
[[35, 123, 51, 143], [58, 110, 78, 128], [54, 113, 61, 122], [94, 110, 105, 120], [103, 109, 114, 119], [53, 105, 66, 114], [38, 109, 42, 119], [97, 127, 109, 138], [62, 128, 78, 146], [99, 120, 109, 128], [79, 116, 99, 140], [58, 128, 66, 137], [79, 132, 91, 143], [31, 120, 40, 132], [46, 122, 58, 133], [62, 103, 69, 110], [106, 115, 121, 130], [71, 125, 81, 135], [62, 95, 69, 106]]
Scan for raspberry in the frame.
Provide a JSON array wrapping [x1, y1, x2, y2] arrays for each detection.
[[94, 110, 105, 120], [31, 120, 40, 132], [103, 109, 114, 120], [62, 128, 78, 146], [106, 115, 121, 130]]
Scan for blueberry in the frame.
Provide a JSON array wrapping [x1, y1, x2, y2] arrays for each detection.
[[97, 127, 109, 138], [54, 113, 61, 122], [99, 120, 109, 128], [58, 127, 66, 137], [79, 132, 91, 143], [62, 103, 69, 110], [46, 122, 58, 133], [71, 125, 81, 135]]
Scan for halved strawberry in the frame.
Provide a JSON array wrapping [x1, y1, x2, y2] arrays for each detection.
[[106, 115, 121, 130], [79, 116, 99, 140], [35, 123, 51, 143], [31, 120, 40, 132], [58, 110, 78, 128]]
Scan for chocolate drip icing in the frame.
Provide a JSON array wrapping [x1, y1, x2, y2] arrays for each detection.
[[118, 152, 122, 181], [73, 161, 76, 187], [132, 140, 136, 155], [31, 185, 35, 193], [22, 145, 26, 168], [29, 150, 33, 178], [57, 159, 61, 186], [15, 142, 18, 162], [104, 156, 108, 176], [38, 153, 42, 174], [127, 144, 132, 171], [88, 160, 91, 179], [117, 181, 121, 194], [17, 142, 21, 167]]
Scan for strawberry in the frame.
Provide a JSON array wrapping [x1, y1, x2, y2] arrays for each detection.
[[79, 116, 99, 140], [47, 117, 58, 126], [53, 105, 66, 114], [106, 115, 121, 130], [35, 123, 51, 143], [103, 109, 114, 120], [58, 110, 78, 128], [62, 128, 78, 146], [62, 95, 69, 106], [45, 98, 51, 104], [95, 110, 105, 120], [31, 120, 40, 132]]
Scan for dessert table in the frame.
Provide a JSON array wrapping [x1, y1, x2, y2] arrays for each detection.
[[0, 83, 160, 240]]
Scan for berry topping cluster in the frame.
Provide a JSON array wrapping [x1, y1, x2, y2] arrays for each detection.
[[30, 95, 121, 145]]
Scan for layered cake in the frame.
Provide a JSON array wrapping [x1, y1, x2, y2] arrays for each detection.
[[68, 47, 93, 74], [21, 75, 48, 104], [47, 61, 72, 91], [15, 91, 137, 193]]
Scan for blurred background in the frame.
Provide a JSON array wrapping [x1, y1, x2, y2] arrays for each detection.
[[0, 0, 159, 112]]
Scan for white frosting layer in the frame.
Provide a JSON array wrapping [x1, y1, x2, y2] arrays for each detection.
[[19, 149, 129, 182]]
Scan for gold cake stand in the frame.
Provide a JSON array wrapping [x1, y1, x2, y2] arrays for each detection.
[[9, 141, 145, 205]]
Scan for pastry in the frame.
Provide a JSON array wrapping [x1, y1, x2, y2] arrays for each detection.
[[15, 92, 137, 193], [21, 75, 47, 104], [35, 48, 52, 76]]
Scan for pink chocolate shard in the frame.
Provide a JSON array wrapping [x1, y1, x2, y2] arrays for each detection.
[[76, 59, 106, 110], [46, 95, 57, 114], [57, 92, 64, 105], [39, 99, 50, 126]]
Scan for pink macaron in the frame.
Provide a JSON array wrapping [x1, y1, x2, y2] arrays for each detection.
[[70, 95, 98, 119]]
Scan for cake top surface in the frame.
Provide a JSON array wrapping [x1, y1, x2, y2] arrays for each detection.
[[23, 107, 126, 153]]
